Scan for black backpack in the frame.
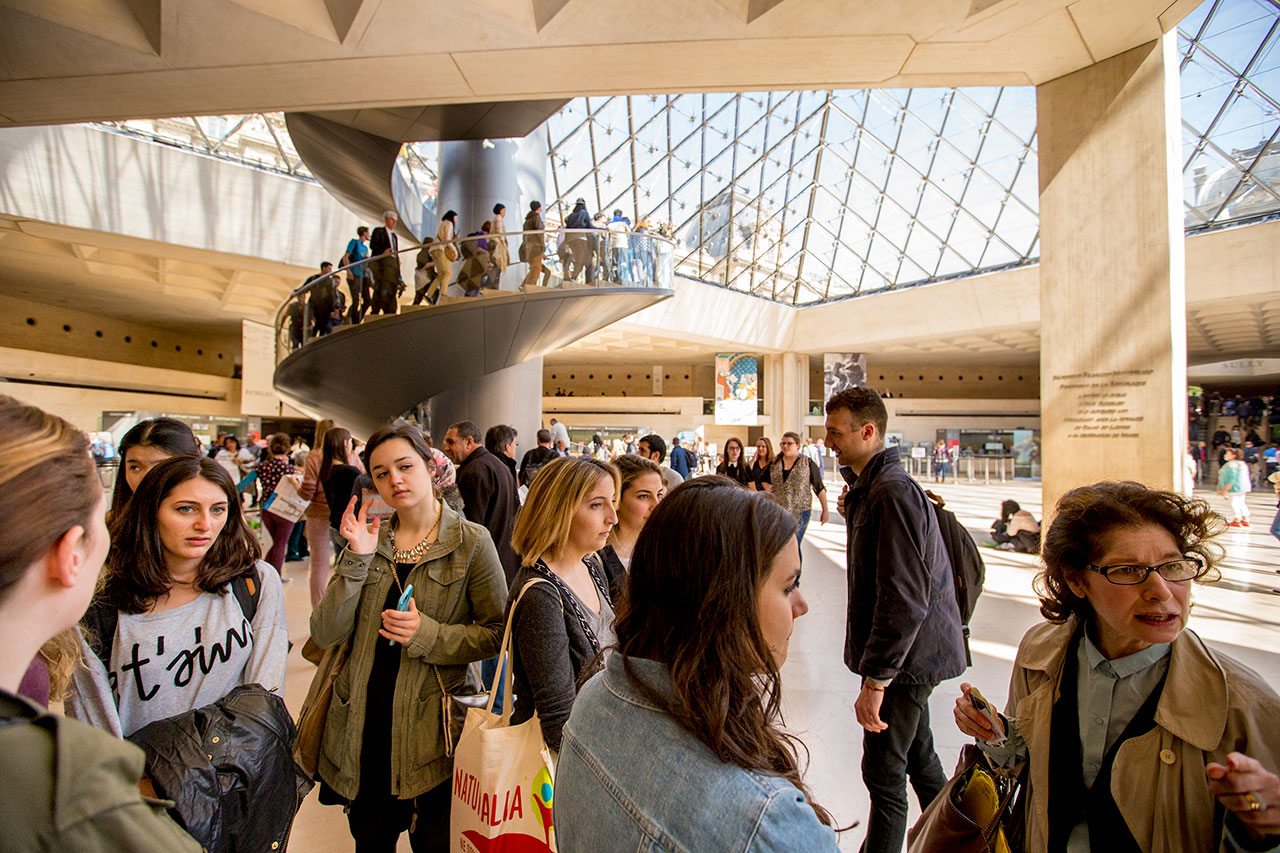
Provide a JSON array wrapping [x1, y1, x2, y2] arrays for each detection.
[[925, 490, 985, 665], [82, 569, 261, 669]]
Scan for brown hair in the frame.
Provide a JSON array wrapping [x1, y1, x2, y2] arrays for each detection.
[[0, 396, 101, 605], [318, 427, 352, 485], [99, 456, 260, 614], [1036, 481, 1224, 623], [312, 418, 335, 448], [267, 432, 291, 455], [753, 436, 774, 468], [615, 476, 830, 825], [512, 457, 619, 565], [612, 453, 663, 496], [110, 417, 201, 517], [363, 421, 438, 475], [825, 387, 888, 440], [723, 437, 745, 460]]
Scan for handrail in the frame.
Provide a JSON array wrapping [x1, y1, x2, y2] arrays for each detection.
[[275, 227, 676, 361]]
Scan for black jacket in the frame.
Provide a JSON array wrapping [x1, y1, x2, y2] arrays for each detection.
[[368, 226, 398, 257], [127, 684, 310, 852], [456, 447, 520, 582], [506, 561, 610, 752], [841, 446, 966, 685], [519, 446, 559, 486]]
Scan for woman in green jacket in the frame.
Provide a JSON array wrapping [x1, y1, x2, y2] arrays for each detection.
[[0, 395, 199, 851], [309, 420, 507, 853]]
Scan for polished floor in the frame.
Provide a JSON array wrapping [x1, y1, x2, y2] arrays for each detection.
[[276, 481, 1280, 852]]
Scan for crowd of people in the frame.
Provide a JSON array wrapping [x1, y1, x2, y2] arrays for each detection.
[[2, 388, 1278, 852], [284, 203, 677, 346]]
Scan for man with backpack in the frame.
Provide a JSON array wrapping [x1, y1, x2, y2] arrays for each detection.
[[824, 387, 967, 853]]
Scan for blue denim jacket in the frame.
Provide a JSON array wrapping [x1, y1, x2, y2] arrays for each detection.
[[556, 655, 838, 852]]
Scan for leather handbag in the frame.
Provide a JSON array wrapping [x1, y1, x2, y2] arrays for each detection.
[[907, 744, 1024, 853], [293, 636, 351, 779], [435, 665, 488, 757]]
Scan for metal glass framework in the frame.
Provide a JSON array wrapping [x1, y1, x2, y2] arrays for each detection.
[[540, 0, 1280, 305], [85, 0, 1278, 306]]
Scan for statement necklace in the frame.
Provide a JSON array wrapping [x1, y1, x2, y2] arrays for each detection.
[[389, 500, 443, 572]]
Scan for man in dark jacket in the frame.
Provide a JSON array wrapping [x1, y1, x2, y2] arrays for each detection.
[[824, 387, 966, 853], [444, 420, 519, 582], [367, 210, 402, 316], [519, 429, 559, 487], [668, 437, 696, 480]]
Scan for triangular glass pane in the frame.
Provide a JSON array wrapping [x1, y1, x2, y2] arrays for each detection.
[[1217, 172, 1280, 223], [1184, 143, 1247, 221], [1197, 0, 1275, 75]]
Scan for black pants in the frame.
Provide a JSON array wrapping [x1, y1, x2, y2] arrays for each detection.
[[346, 275, 364, 324], [347, 778, 451, 853], [860, 682, 947, 853]]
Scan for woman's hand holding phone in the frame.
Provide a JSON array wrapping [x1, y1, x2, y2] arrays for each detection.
[[955, 682, 1007, 745]]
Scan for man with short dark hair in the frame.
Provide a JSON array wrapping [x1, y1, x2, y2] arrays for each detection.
[[306, 262, 340, 337], [668, 437, 696, 480], [823, 387, 966, 853], [444, 420, 519, 582], [519, 429, 559, 487], [638, 433, 683, 493], [484, 424, 519, 481]]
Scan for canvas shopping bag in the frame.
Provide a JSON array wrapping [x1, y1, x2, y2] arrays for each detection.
[[450, 579, 557, 853], [263, 475, 309, 523]]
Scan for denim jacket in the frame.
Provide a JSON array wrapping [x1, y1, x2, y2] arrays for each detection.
[[556, 655, 837, 852]]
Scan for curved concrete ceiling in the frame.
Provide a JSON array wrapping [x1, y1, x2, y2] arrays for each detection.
[[273, 286, 673, 435], [0, 1, 1198, 127]]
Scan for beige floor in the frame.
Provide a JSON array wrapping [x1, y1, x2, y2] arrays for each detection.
[[278, 481, 1280, 852]]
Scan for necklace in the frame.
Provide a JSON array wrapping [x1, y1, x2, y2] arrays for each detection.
[[388, 500, 443, 584]]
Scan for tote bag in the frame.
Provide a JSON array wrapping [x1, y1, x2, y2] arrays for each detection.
[[263, 475, 309, 523], [451, 579, 557, 853]]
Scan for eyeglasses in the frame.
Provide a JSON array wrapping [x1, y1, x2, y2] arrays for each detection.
[[1085, 556, 1208, 585]]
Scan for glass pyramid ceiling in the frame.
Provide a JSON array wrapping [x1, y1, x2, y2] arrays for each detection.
[[540, 0, 1280, 305]]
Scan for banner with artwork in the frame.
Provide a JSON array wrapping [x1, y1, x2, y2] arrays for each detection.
[[715, 354, 758, 426], [823, 352, 868, 403]]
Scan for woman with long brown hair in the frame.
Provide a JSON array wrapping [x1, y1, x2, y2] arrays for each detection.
[[716, 435, 752, 487], [750, 436, 774, 492], [68, 455, 288, 738], [555, 476, 837, 851], [300, 422, 353, 606]]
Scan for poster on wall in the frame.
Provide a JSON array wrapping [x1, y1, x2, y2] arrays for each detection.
[[241, 319, 280, 417], [824, 352, 868, 403], [715, 353, 758, 426]]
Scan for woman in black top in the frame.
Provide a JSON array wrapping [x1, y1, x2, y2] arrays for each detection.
[[507, 457, 619, 752], [716, 436, 752, 487], [750, 437, 774, 492]]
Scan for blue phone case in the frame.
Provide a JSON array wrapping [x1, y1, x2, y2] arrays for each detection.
[[389, 584, 414, 646]]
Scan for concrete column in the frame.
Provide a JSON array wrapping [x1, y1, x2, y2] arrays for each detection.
[[422, 135, 550, 441], [765, 353, 810, 435], [1037, 35, 1187, 513], [426, 357, 544, 454], [436, 135, 550, 243]]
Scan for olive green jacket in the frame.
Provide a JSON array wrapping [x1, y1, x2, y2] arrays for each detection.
[[309, 503, 508, 801], [0, 690, 201, 851]]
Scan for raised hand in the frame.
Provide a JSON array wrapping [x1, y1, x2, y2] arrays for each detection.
[[1207, 752, 1280, 839], [339, 495, 380, 555]]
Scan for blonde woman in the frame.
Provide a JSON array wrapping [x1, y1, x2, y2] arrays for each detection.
[[490, 203, 509, 277], [424, 210, 458, 306], [507, 457, 619, 753]]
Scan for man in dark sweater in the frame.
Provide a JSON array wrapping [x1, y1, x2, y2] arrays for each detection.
[[444, 420, 520, 582], [824, 387, 966, 853], [519, 429, 560, 487]]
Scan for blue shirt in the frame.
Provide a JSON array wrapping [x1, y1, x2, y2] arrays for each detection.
[[557, 655, 837, 852], [345, 238, 370, 276]]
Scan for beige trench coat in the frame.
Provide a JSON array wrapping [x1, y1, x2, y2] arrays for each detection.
[[1005, 618, 1280, 852]]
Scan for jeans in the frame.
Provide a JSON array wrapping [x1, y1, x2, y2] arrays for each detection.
[[261, 511, 295, 574], [346, 777, 450, 853], [860, 682, 948, 853], [305, 515, 334, 608], [1271, 506, 1280, 544], [796, 509, 812, 543]]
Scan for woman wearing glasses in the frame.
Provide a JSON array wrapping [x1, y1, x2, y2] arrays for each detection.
[[953, 482, 1280, 852]]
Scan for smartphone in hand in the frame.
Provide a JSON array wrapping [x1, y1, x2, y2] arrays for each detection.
[[968, 687, 1007, 747], [388, 583, 414, 647]]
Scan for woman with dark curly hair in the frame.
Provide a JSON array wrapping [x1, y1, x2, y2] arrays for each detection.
[[953, 481, 1280, 852]]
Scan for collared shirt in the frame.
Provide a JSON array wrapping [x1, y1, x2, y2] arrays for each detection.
[[983, 633, 1172, 852]]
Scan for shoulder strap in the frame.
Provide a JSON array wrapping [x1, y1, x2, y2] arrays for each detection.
[[230, 565, 262, 623], [81, 597, 119, 669]]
